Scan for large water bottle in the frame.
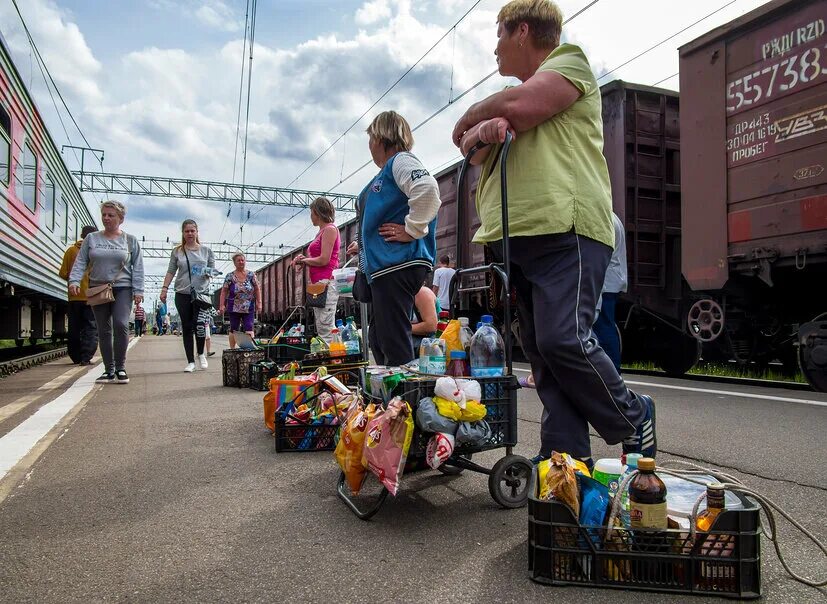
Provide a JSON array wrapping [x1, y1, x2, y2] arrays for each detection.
[[342, 316, 361, 355], [469, 315, 506, 377]]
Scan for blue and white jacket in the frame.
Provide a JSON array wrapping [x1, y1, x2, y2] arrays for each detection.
[[358, 152, 441, 283]]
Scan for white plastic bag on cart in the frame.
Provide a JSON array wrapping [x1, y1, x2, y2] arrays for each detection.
[[425, 432, 455, 469]]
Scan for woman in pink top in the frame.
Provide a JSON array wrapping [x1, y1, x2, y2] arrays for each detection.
[[294, 197, 340, 342]]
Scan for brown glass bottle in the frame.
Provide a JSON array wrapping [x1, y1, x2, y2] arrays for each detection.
[[629, 457, 668, 555], [696, 484, 735, 592]]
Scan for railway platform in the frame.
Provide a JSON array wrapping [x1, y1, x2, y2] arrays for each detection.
[[0, 336, 825, 602]]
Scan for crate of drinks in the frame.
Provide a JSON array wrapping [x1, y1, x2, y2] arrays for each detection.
[[527, 461, 762, 599], [262, 336, 310, 365], [301, 354, 366, 388], [249, 359, 281, 391]]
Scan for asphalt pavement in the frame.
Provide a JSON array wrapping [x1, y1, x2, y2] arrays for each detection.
[[0, 335, 825, 602]]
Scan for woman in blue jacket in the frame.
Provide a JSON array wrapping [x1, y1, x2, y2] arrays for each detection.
[[353, 111, 441, 365]]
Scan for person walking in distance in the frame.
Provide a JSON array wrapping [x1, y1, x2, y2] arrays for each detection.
[[592, 212, 627, 373], [452, 0, 655, 466], [219, 252, 262, 349], [133, 303, 146, 337], [160, 219, 215, 373], [69, 200, 144, 384], [59, 225, 98, 365], [431, 255, 456, 312]]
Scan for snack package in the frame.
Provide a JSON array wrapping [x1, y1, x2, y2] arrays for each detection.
[[578, 473, 610, 527], [440, 320, 463, 357], [541, 451, 580, 519], [415, 397, 459, 434], [363, 397, 414, 496], [455, 420, 492, 446], [334, 401, 377, 495], [425, 432, 455, 469]]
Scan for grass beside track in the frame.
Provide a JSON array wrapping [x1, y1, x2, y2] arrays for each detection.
[[624, 360, 807, 384]]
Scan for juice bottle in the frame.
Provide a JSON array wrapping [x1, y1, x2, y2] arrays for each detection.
[[446, 350, 469, 377], [329, 328, 346, 357], [695, 483, 735, 591], [629, 457, 668, 551]]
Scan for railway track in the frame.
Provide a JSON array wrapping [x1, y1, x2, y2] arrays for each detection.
[[0, 347, 68, 378], [623, 367, 813, 392]]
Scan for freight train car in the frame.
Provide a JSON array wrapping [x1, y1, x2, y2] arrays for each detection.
[[0, 32, 97, 345], [679, 0, 827, 390]]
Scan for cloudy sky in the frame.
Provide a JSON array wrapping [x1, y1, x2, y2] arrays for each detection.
[[1, 0, 768, 304]]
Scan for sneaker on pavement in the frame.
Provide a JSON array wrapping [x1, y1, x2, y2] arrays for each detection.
[[198, 354, 208, 370], [622, 394, 657, 458], [184, 362, 196, 373], [207, 351, 216, 357], [95, 371, 115, 383], [115, 370, 129, 384]]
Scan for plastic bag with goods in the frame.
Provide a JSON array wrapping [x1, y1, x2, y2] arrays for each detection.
[[425, 432, 455, 469], [415, 397, 459, 434], [455, 420, 492, 446], [363, 397, 415, 496], [334, 400, 377, 495], [540, 451, 580, 519]]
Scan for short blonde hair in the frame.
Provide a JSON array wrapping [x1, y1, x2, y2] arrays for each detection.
[[100, 200, 126, 221], [310, 197, 335, 224], [498, 0, 563, 50], [366, 111, 414, 152], [232, 252, 246, 263]]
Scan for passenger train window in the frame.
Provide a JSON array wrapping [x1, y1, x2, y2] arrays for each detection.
[[0, 105, 10, 185], [14, 142, 37, 212], [44, 175, 56, 231], [62, 198, 69, 243], [73, 214, 79, 240]]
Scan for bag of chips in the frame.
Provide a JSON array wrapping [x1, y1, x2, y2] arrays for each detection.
[[364, 397, 414, 496], [334, 401, 377, 495]]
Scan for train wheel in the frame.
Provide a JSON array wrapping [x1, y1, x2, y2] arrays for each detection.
[[655, 329, 701, 376], [798, 313, 827, 393], [14, 338, 24, 348]]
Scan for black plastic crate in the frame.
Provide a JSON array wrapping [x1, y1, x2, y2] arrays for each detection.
[[262, 340, 310, 364], [527, 469, 762, 598], [394, 375, 519, 456], [249, 360, 280, 391], [273, 389, 341, 453], [301, 354, 366, 387]]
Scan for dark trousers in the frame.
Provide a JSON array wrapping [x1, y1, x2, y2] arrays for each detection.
[[593, 292, 621, 372], [90, 287, 132, 372], [134, 319, 144, 337], [368, 265, 428, 366], [491, 232, 645, 459], [67, 300, 97, 364], [175, 292, 204, 363]]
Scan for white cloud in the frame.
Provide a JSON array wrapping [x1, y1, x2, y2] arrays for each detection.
[[148, 0, 243, 32], [355, 0, 392, 25]]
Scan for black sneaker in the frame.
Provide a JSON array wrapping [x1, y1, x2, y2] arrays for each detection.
[[622, 394, 657, 458], [115, 370, 130, 384], [96, 372, 115, 384], [207, 351, 216, 357]]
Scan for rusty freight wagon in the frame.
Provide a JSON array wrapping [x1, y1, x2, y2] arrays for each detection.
[[680, 0, 827, 390]]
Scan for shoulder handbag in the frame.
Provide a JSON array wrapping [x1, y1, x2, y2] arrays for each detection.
[[306, 282, 328, 308], [185, 250, 213, 310], [352, 190, 372, 304], [86, 235, 129, 306]]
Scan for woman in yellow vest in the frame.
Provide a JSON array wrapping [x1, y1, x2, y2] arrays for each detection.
[[451, 0, 655, 468]]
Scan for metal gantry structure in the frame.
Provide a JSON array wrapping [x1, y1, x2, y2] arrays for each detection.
[[73, 170, 359, 212], [139, 240, 287, 263]]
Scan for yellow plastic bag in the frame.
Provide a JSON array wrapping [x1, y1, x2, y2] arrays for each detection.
[[537, 453, 591, 500], [433, 396, 486, 422], [441, 320, 463, 357], [334, 401, 377, 495]]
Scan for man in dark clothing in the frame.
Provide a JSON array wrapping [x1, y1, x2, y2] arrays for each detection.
[[59, 225, 98, 365]]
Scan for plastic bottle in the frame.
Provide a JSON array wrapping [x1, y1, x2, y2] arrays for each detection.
[[458, 317, 474, 355], [446, 350, 470, 377], [629, 458, 668, 551], [593, 458, 623, 497], [620, 453, 643, 526], [310, 336, 328, 355], [469, 315, 506, 377], [336, 319, 344, 330], [419, 338, 447, 375], [329, 328, 346, 357], [435, 311, 450, 337], [342, 317, 361, 356]]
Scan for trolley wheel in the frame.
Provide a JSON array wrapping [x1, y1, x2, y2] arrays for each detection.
[[488, 455, 532, 509], [438, 453, 472, 475]]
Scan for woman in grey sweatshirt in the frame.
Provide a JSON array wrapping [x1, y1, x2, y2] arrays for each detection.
[[69, 200, 144, 384], [160, 219, 215, 372]]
